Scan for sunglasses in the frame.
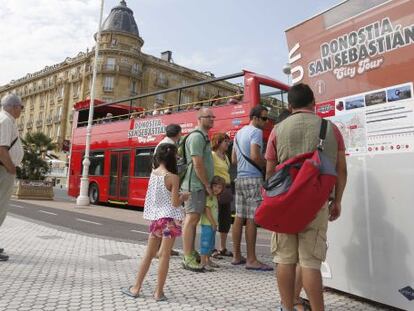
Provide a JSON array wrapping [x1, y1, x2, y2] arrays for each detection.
[[199, 115, 216, 119], [259, 116, 268, 121]]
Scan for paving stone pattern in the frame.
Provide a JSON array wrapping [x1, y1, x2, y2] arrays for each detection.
[[0, 217, 389, 310]]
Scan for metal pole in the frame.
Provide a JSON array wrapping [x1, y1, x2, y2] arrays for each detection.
[[76, 0, 104, 206]]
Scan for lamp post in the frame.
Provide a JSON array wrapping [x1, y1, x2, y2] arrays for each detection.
[[282, 63, 291, 85], [76, 0, 105, 206]]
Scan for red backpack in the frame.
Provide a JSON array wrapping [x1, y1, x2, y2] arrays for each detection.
[[254, 119, 337, 234]]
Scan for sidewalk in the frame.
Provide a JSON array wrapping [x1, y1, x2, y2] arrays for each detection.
[[0, 215, 390, 310]]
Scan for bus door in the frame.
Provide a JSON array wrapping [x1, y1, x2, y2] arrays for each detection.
[[108, 150, 130, 203]]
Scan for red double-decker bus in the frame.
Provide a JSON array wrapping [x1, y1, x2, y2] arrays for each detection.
[[68, 70, 289, 207]]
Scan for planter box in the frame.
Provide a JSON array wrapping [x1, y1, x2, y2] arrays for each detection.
[[13, 180, 54, 200]]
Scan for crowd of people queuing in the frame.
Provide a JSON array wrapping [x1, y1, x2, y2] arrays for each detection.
[[0, 84, 346, 311], [121, 83, 347, 311]]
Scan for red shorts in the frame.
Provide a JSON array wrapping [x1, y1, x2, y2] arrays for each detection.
[[149, 218, 182, 238]]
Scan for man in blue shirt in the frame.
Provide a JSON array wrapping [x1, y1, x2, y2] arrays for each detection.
[[231, 105, 272, 271]]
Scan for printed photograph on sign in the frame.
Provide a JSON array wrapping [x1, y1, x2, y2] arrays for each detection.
[[345, 96, 365, 110], [365, 90, 386, 106], [387, 84, 412, 102], [328, 111, 366, 154]]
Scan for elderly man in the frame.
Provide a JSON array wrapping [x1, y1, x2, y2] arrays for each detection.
[[0, 94, 24, 262]]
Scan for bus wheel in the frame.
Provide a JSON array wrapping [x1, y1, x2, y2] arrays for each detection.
[[89, 183, 99, 204]]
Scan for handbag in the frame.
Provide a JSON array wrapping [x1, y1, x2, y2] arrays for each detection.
[[254, 119, 337, 234]]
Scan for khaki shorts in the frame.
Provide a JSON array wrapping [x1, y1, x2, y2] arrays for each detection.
[[183, 189, 206, 214], [271, 203, 329, 270]]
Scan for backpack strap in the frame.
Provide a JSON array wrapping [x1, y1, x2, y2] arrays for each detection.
[[184, 129, 209, 191], [317, 119, 328, 151], [8, 137, 18, 150]]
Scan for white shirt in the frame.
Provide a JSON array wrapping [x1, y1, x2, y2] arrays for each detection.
[[0, 110, 24, 166], [154, 136, 175, 153]]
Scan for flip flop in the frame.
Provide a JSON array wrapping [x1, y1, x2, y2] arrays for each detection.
[[231, 258, 246, 265], [245, 264, 274, 271], [218, 248, 233, 257], [121, 286, 140, 298], [154, 294, 168, 302], [294, 297, 312, 311]]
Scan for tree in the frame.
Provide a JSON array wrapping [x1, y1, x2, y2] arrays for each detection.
[[17, 132, 57, 181]]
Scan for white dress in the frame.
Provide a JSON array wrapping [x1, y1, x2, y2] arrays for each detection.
[[143, 172, 185, 221]]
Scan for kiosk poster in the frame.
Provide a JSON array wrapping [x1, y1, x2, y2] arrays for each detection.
[[323, 82, 414, 155]]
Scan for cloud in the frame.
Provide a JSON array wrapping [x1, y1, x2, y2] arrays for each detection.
[[0, 0, 100, 85]]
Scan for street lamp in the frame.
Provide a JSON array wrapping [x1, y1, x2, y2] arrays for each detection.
[[282, 63, 291, 85], [76, 0, 105, 206]]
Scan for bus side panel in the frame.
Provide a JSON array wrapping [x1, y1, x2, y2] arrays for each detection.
[[128, 177, 148, 207], [68, 151, 82, 197]]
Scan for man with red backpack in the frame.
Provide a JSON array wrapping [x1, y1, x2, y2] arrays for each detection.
[[265, 84, 347, 311]]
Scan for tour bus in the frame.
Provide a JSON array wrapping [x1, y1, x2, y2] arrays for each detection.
[[68, 70, 289, 207], [285, 0, 414, 309]]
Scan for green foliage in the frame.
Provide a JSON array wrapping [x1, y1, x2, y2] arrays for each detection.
[[17, 132, 57, 181]]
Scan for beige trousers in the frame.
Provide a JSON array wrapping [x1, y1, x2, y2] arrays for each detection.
[[0, 166, 15, 227]]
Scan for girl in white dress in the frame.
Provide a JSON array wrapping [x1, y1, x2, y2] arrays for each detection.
[[122, 143, 189, 301]]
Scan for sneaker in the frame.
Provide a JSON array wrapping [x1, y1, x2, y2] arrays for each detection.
[[0, 248, 3, 254], [182, 255, 204, 272], [0, 254, 9, 262], [191, 250, 201, 263]]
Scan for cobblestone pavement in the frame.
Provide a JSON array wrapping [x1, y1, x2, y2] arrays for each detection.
[[0, 216, 390, 311]]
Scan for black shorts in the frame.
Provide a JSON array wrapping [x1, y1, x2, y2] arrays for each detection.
[[218, 202, 232, 233]]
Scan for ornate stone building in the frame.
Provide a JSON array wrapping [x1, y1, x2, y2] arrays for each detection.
[[0, 0, 236, 161]]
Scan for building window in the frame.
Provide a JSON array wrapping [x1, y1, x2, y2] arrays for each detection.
[[73, 82, 79, 97], [132, 63, 140, 74], [105, 58, 115, 70], [55, 124, 61, 138], [130, 80, 137, 95], [57, 85, 64, 98], [103, 76, 114, 92]]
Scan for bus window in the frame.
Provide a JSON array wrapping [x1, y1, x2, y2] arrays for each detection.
[[259, 84, 288, 121], [134, 148, 154, 177], [81, 152, 104, 176]]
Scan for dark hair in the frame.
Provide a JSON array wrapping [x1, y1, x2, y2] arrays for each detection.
[[249, 105, 268, 120], [211, 175, 226, 188], [288, 83, 315, 109], [276, 108, 291, 124], [153, 143, 178, 174], [211, 132, 230, 151], [165, 124, 182, 138]]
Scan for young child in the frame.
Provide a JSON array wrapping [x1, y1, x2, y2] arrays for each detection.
[[199, 175, 226, 271], [121, 143, 189, 301]]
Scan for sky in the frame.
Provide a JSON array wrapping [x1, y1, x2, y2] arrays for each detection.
[[0, 0, 340, 86]]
